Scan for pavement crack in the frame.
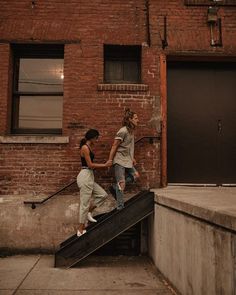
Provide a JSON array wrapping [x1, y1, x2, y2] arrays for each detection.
[[12, 255, 41, 295]]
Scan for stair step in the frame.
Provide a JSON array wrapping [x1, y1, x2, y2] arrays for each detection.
[[54, 190, 154, 268]]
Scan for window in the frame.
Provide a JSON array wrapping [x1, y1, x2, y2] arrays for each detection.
[[12, 44, 64, 134], [104, 45, 141, 84]]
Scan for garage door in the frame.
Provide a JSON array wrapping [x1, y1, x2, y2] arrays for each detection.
[[167, 62, 236, 185]]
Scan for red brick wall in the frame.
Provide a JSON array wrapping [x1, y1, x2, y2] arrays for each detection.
[[0, 0, 236, 195], [0, 0, 158, 195], [150, 0, 236, 52]]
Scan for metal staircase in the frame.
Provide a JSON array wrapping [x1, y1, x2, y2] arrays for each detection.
[[54, 190, 154, 268]]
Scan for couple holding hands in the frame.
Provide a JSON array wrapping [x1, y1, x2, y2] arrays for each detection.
[[76, 109, 140, 236]]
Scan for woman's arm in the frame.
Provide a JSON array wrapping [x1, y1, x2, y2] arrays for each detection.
[[81, 145, 111, 169]]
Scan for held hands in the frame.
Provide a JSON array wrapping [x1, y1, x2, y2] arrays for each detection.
[[104, 159, 113, 167]]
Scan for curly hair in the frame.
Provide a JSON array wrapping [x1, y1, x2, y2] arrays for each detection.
[[122, 108, 137, 132]]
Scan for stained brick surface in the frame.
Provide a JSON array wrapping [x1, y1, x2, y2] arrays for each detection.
[[0, 0, 235, 194]]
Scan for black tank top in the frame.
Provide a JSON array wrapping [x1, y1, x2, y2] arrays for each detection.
[[81, 144, 94, 167]]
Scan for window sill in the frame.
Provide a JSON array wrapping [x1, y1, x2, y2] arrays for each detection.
[[97, 83, 149, 92], [0, 135, 69, 144]]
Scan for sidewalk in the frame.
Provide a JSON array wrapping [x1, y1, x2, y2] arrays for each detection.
[[0, 255, 176, 295]]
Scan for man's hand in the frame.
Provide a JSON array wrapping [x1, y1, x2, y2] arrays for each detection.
[[105, 160, 113, 167]]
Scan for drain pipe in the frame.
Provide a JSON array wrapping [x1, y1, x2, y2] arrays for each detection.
[[145, 0, 151, 46]]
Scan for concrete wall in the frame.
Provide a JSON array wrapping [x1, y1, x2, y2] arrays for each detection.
[[149, 204, 236, 295], [0, 193, 115, 253]]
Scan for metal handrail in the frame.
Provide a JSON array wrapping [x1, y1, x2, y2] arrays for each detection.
[[135, 135, 161, 144], [24, 180, 76, 209], [24, 135, 161, 209]]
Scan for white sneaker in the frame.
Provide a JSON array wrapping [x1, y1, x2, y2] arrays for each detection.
[[87, 212, 97, 223], [77, 229, 86, 237]]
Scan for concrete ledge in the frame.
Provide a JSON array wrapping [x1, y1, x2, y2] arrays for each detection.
[[149, 203, 236, 295], [152, 186, 236, 232], [0, 135, 69, 144]]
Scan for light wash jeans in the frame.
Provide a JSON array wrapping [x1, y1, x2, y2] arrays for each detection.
[[113, 164, 137, 210]]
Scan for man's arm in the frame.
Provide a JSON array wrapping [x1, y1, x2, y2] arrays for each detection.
[[108, 139, 121, 161]]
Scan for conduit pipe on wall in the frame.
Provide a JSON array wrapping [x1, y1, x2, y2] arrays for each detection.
[[207, 5, 223, 46], [161, 16, 168, 50], [31, 0, 36, 9], [145, 0, 151, 46]]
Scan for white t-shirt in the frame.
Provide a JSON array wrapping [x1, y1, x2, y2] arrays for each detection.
[[113, 126, 134, 168]]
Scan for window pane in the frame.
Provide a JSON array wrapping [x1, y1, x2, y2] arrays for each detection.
[[18, 96, 63, 129], [124, 61, 139, 82], [105, 60, 123, 82], [18, 59, 64, 92], [104, 45, 141, 83]]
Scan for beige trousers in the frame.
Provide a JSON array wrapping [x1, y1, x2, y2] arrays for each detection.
[[77, 169, 108, 224]]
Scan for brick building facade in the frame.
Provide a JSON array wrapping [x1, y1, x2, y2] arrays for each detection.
[[0, 0, 236, 195]]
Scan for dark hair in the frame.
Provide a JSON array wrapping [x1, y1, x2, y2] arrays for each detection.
[[80, 129, 100, 148], [122, 108, 137, 132]]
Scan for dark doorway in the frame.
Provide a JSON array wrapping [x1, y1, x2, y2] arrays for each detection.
[[94, 222, 141, 256], [167, 62, 236, 185]]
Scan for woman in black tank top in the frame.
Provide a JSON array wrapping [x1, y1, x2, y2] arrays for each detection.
[[80, 145, 94, 167], [76, 129, 112, 237]]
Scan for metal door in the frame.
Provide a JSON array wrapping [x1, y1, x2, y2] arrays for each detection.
[[167, 62, 236, 185]]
